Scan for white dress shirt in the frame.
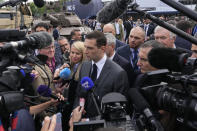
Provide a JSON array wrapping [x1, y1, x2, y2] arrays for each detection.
[[91, 54, 107, 79]]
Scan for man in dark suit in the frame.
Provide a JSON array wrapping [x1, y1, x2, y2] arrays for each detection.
[[104, 33, 136, 87], [116, 26, 145, 72], [140, 18, 155, 41], [154, 25, 192, 54], [103, 23, 126, 50], [124, 16, 134, 41], [73, 31, 129, 118], [53, 25, 61, 40], [175, 20, 192, 50]]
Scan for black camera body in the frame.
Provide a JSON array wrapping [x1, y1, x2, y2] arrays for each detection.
[[136, 68, 197, 130]]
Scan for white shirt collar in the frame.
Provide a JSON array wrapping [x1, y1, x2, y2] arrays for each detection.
[[91, 54, 107, 79], [109, 51, 116, 60]]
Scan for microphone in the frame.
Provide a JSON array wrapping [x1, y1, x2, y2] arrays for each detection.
[[33, 0, 45, 8], [80, 76, 94, 91], [37, 85, 59, 100], [97, 0, 132, 24], [0, 32, 52, 53], [80, 0, 91, 4], [53, 68, 71, 80], [128, 88, 164, 131], [80, 77, 101, 116], [148, 47, 191, 72]]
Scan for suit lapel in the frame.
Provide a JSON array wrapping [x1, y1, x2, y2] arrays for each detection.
[[94, 59, 111, 87], [113, 53, 120, 64], [82, 61, 92, 77]]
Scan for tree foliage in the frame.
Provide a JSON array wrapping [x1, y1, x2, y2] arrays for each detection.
[[29, 2, 46, 17]]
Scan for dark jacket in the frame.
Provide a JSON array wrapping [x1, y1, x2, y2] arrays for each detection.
[[113, 53, 136, 87], [175, 36, 192, 50]]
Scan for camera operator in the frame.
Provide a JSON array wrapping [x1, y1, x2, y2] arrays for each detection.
[[133, 40, 165, 87], [132, 40, 178, 131]]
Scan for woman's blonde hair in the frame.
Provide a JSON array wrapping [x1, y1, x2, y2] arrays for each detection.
[[71, 41, 86, 64], [70, 41, 86, 81]]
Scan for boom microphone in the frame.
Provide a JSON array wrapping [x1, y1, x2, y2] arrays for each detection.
[[128, 88, 164, 131], [37, 85, 59, 100], [97, 0, 132, 24], [0, 32, 52, 53], [80, 0, 91, 4], [33, 0, 45, 8], [148, 47, 191, 72]]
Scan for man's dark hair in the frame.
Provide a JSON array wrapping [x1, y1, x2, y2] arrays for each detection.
[[58, 36, 68, 41], [70, 29, 80, 37], [85, 31, 107, 47], [34, 22, 50, 31], [176, 20, 192, 32], [140, 40, 165, 49]]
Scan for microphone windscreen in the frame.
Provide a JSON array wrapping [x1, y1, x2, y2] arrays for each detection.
[[59, 68, 71, 80], [128, 88, 150, 112], [148, 47, 189, 72], [33, 0, 45, 8], [80, 0, 91, 4], [28, 32, 52, 49], [97, 0, 131, 24], [80, 77, 94, 91], [37, 85, 51, 97]]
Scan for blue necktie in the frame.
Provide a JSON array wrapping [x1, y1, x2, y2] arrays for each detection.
[[132, 49, 138, 70]]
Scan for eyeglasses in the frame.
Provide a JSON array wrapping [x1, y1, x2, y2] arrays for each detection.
[[43, 45, 55, 50]]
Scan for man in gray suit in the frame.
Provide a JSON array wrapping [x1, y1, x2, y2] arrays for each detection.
[[73, 31, 129, 118]]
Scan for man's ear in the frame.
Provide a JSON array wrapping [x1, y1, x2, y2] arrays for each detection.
[[100, 45, 106, 51], [111, 44, 115, 50]]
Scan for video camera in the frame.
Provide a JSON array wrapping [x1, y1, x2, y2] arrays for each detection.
[[73, 92, 136, 131], [134, 58, 197, 130]]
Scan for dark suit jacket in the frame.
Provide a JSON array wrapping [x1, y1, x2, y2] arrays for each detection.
[[116, 44, 131, 62], [175, 36, 192, 50], [115, 39, 126, 50], [53, 28, 59, 40], [74, 59, 129, 118], [124, 20, 133, 40], [140, 24, 155, 37], [113, 53, 136, 86]]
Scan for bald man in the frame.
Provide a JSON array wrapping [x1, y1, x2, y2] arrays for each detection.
[[116, 26, 145, 72], [103, 23, 126, 50]]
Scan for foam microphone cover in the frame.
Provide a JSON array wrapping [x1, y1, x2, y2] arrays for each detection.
[[37, 85, 51, 97], [59, 68, 71, 80], [27, 31, 52, 49], [148, 47, 189, 72], [33, 0, 45, 8], [80, 77, 94, 91], [80, 0, 91, 4]]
